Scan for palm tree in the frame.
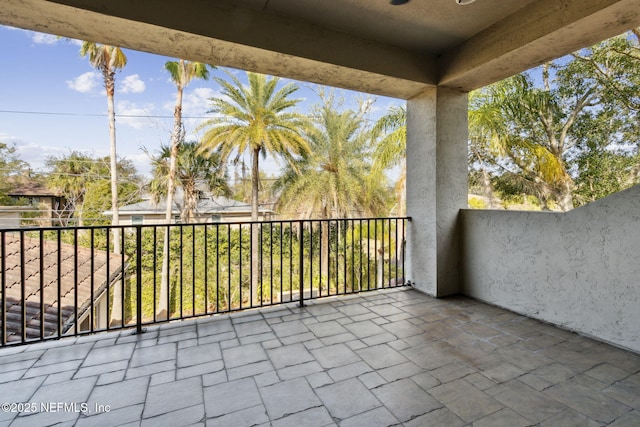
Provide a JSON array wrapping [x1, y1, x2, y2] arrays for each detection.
[[372, 105, 406, 215], [163, 60, 211, 224], [80, 41, 127, 326], [274, 94, 389, 286], [469, 71, 577, 211], [198, 71, 309, 304], [155, 60, 210, 319], [148, 141, 229, 223]]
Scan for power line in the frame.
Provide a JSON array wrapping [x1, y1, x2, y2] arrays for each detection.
[[0, 109, 212, 120]]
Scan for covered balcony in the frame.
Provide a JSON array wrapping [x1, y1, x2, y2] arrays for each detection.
[[1, 0, 639, 425]]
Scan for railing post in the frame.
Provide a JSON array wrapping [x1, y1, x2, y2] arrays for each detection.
[[135, 225, 144, 335], [299, 220, 304, 307]]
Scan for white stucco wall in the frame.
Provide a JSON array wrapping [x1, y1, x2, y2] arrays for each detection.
[[406, 88, 468, 297], [461, 185, 640, 353]]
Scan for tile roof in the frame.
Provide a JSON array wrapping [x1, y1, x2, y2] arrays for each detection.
[[1, 232, 124, 343]]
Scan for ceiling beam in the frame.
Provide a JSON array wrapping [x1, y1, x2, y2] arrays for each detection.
[[438, 0, 640, 91], [1, 0, 437, 99]]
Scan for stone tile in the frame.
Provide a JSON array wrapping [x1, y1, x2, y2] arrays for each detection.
[[202, 370, 227, 387], [204, 378, 262, 418], [481, 361, 526, 383], [143, 403, 205, 426], [356, 344, 408, 370], [177, 361, 225, 380], [401, 341, 456, 370], [24, 359, 82, 378], [197, 318, 233, 336], [267, 343, 315, 369], [609, 410, 640, 427], [361, 332, 397, 346], [380, 320, 424, 339], [428, 362, 475, 384], [20, 377, 97, 425], [311, 343, 360, 369], [75, 359, 129, 379], [539, 408, 602, 427], [328, 361, 373, 382], [340, 406, 400, 427], [307, 371, 333, 388], [404, 407, 465, 427], [76, 403, 143, 427], [343, 321, 386, 339], [228, 361, 274, 381], [254, 370, 280, 387], [97, 370, 126, 386], [473, 408, 531, 427], [206, 405, 268, 427], [430, 378, 504, 423], [239, 332, 278, 345], [281, 332, 316, 345], [277, 361, 323, 381], [604, 377, 640, 410], [222, 342, 267, 369], [125, 360, 176, 380], [316, 378, 380, 420], [270, 406, 334, 427], [35, 342, 94, 366], [143, 376, 203, 419], [358, 372, 386, 389], [83, 342, 136, 366], [233, 320, 272, 337], [585, 363, 631, 385], [372, 378, 442, 422], [377, 361, 424, 383], [547, 380, 631, 424], [177, 342, 222, 368], [307, 321, 348, 338], [0, 376, 46, 408], [260, 377, 322, 420], [320, 332, 357, 345], [87, 376, 149, 411], [487, 379, 568, 424]]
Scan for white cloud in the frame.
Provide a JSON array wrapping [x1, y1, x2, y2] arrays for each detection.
[[31, 32, 59, 45], [67, 72, 101, 93], [119, 74, 146, 94], [116, 100, 155, 129]]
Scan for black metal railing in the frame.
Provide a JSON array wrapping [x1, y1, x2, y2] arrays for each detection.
[[0, 217, 410, 346]]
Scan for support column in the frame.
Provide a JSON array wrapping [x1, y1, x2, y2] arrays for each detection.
[[406, 87, 468, 297]]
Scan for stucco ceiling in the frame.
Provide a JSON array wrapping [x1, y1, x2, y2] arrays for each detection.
[[2, 0, 640, 98]]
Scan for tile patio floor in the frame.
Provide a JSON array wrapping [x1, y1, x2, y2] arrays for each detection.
[[0, 287, 638, 426]]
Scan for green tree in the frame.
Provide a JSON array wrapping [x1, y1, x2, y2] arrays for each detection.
[[372, 105, 406, 215], [469, 29, 640, 211], [0, 142, 30, 205], [275, 94, 388, 219], [274, 94, 389, 284], [45, 152, 141, 226], [148, 141, 229, 223], [198, 71, 309, 304]]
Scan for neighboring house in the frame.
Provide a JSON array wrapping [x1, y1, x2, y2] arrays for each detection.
[[1, 234, 124, 343], [109, 195, 274, 225], [0, 206, 32, 229], [7, 178, 66, 226]]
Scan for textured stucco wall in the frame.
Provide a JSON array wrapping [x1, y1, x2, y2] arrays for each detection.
[[406, 88, 467, 297], [461, 185, 640, 352]]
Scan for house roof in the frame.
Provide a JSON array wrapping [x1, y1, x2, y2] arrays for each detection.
[[112, 196, 273, 216], [1, 233, 124, 343], [7, 177, 61, 198]]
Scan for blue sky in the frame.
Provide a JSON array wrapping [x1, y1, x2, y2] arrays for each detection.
[[0, 25, 402, 179]]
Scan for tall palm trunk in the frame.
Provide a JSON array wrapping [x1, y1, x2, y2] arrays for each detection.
[[158, 86, 184, 320], [251, 147, 260, 305], [106, 74, 123, 327]]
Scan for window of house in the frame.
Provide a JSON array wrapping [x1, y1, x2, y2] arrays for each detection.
[[131, 215, 143, 225], [210, 214, 221, 223]]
